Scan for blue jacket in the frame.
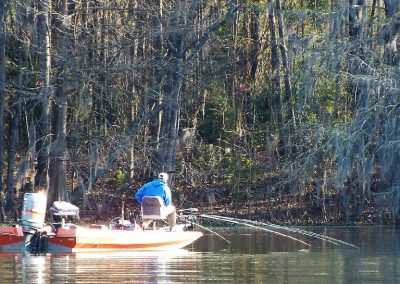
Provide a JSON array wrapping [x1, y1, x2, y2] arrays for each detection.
[[135, 179, 172, 206]]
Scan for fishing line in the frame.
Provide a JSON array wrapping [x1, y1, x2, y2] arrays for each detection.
[[177, 214, 231, 244], [256, 221, 360, 249], [199, 214, 312, 248], [211, 216, 341, 246], [199, 214, 359, 249]]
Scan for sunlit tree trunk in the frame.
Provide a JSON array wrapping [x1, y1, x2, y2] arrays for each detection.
[[35, 0, 52, 191], [237, 0, 260, 141], [159, 1, 183, 172], [331, 0, 345, 119], [249, 1, 259, 85], [268, 3, 285, 158], [348, 0, 367, 110], [276, 0, 294, 127], [73, 0, 91, 205], [249, 4, 260, 129], [152, 0, 165, 175], [88, 0, 101, 200], [48, 0, 71, 205], [126, 0, 138, 180]]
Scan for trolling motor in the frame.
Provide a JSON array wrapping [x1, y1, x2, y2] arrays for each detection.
[[178, 208, 199, 231], [109, 211, 141, 230], [20, 192, 48, 253]]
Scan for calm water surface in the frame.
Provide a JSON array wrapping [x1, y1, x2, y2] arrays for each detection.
[[0, 226, 399, 283]]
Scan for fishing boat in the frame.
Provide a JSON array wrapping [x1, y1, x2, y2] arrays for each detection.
[[0, 193, 203, 253]]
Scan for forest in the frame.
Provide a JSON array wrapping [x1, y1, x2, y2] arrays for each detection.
[[0, 0, 399, 225]]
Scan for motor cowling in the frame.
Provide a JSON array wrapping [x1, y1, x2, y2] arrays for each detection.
[[21, 192, 47, 234], [20, 192, 47, 253]]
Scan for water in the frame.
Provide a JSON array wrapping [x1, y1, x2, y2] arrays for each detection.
[[0, 226, 399, 283]]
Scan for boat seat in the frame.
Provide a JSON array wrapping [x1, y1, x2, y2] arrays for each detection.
[[141, 196, 167, 220]]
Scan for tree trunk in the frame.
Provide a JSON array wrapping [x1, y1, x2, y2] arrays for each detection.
[[164, 56, 183, 173], [5, 106, 19, 211], [5, 0, 32, 215], [275, 0, 295, 127], [348, 0, 367, 111], [248, 2, 260, 131], [0, 0, 9, 222], [126, 0, 138, 180], [268, 3, 286, 158], [383, 0, 400, 65], [35, 0, 52, 191], [152, 0, 165, 175], [48, 0, 70, 205]]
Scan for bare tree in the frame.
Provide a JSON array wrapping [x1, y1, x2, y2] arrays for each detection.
[[268, 2, 285, 158], [47, 0, 72, 205], [35, 0, 52, 191], [0, 0, 9, 221], [275, 0, 295, 128], [382, 0, 400, 65], [158, 0, 238, 173]]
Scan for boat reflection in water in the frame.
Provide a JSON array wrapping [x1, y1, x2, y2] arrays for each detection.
[[1, 249, 201, 283], [1, 226, 400, 283], [21, 254, 46, 284]]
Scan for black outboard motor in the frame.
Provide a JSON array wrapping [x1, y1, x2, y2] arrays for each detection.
[[20, 192, 47, 252]]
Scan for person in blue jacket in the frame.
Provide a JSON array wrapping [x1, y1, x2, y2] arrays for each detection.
[[135, 172, 176, 230]]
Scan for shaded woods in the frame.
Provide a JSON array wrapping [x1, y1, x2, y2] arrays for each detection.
[[0, 0, 399, 225]]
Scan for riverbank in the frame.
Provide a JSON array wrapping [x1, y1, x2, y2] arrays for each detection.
[[71, 195, 395, 227], [1, 189, 397, 227]]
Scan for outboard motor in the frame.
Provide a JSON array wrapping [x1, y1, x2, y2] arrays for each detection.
[[20, 192, 47, 252]]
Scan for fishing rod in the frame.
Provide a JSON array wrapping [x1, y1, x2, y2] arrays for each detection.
[[199, 214, 359, 249], [190, 221, 231, 245], [199, 214, 311, 248], [204, 215, 341, 246], [177, 210, 231, 245], [219, 216, 359, 249]]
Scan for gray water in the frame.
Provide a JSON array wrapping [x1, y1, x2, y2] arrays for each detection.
[[0, 226, 399, 283]]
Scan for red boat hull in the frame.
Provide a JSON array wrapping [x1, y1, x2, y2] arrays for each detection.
[[0, 227, 24, 251]]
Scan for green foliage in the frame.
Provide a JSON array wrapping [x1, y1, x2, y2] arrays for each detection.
[[192, 144, 220, 175], [254, 88, 273, 125], [197, 90, 235, 144], [113, 169, 130, 198], [114, 169, 125, 184], [224, 153, 260, 184], [223, 152, 261, 202], [283, 0, 333, 36], [303, 0, 331, 11]]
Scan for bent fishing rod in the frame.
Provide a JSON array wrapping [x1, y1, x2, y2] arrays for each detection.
[[198, 214, 311, 248], [177, 208, 231, 244], [196, 213, 359, 249]]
